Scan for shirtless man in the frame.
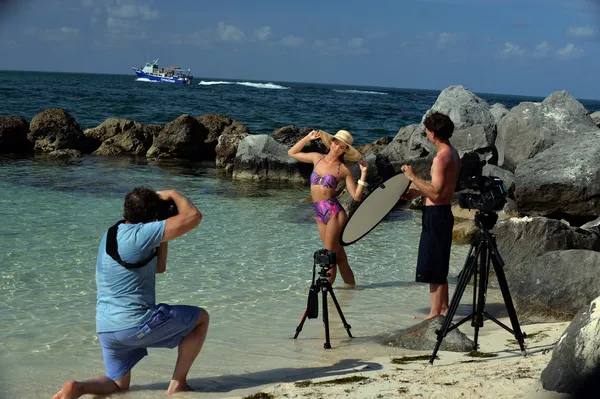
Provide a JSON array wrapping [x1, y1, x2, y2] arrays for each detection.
[[401, 112, 461, 320]]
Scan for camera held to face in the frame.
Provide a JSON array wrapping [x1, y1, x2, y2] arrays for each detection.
[[157, 198, 179, 221], [458, 175, 507, 212]]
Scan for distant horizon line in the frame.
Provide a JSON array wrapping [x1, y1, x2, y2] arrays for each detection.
[[2, 68, 599, 102]]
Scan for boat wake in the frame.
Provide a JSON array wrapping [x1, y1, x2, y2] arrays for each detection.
[[333, 89, 387, 95], [198, 81, 289, 90], [135, 78, 161, 83]]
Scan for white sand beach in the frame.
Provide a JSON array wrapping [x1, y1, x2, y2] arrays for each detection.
[[212, 319, 571, 399]]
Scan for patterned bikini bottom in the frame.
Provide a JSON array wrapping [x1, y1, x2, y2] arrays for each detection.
[[312, 197, 344, 224]]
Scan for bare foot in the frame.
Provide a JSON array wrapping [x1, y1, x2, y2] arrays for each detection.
[[167, 380, 195, 395], [51, 380, 82, 399]]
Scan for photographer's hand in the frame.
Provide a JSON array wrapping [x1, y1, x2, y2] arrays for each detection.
[[160, 190, 202, 242]]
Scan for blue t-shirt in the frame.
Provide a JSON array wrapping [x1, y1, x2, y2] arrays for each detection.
[[95, 220, 166, 333]]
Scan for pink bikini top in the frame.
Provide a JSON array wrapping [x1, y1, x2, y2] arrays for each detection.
[[310, 157, 340, 189]]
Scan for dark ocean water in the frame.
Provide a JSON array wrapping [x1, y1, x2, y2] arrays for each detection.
[[3, 70, 599, 145]]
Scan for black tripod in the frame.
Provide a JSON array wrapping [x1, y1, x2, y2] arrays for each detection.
[[429, 211, 526, 364], [294, 249, 353, 349]]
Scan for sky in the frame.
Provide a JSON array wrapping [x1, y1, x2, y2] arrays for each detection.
[[0, 0, 599, 99]]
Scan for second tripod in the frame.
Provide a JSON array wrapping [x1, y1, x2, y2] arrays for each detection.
[[429, 211, 527, 364], [294, 249, 353, 349]]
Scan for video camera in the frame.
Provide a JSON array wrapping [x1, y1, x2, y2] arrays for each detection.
[[457, 175, 507, 212], [157, 198, 178, 221], [314, 248, 336, 265]]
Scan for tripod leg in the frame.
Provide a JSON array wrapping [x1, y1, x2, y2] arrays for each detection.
[[294, 309, 309, 339], [321, 286, 331, 349], [490, 249, 526, 354], [429, 241, 481, 364], [472, 245, 490, 351], [327, 284, 353, 338]]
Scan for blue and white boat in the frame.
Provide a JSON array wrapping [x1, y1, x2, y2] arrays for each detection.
[[132, 58, 193, 85]]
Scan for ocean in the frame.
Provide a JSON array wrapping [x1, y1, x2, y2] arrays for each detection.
[[1, 71, 599, 398]]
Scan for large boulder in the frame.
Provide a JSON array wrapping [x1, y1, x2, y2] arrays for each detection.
[[423, 85, 496, 145], [383, 316, 474, 352], [496, 91, 599, 172], [0, 116, 32, 154], [197, 114, 250, 161], [541, 296, 600, 394], [215, 129, 249, 173], [508, 250, 600, 321], [380, 124, 435, 179], [590, 111, 600, 128], [28, 108, 99, 153], [357, 136, 393, 157], [85, 118, 157, 156], [494, 217, 600, 276], [451, 124, 497, 163], [514, 132, 600, 223], [232, 134, 311, 182], [146, 114, 209, 160], [489, 103, 509, 127]]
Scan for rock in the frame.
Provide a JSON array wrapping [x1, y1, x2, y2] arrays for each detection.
[[357, 136, 393, 156], [146, 114, 209, 160], [509, 250, 600, 321], [451, 124, 497, 163], [590, 111, 600, 128], [581, 217, 600, 237], [197, 114, 250, 161], [423, 85, 496, 145], [514, 132, 600, 222], [541, 296, 600, 394], [383, 315, 474, 352], [48, 149, 82, 159], [232, 134, 311, 182], [271, 125, 314, 146], [215, 128, 249, 173], [482, 164, 515, 199], [85, 118, 156, 156], [452, 220, 476, 244], [0, 116, 32, 154], [489, 103, 509, 127], [380, 124, 435, 179], [494, 217, 600, 278], [28, 108, 99, 153], [496, 91, 599, 172]]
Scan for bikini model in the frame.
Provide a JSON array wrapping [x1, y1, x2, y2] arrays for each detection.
[[310, 156, 344, 224]]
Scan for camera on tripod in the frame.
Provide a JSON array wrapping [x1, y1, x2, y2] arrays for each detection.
[[457, 175, 507, 212], [314, 248, 336, 266]]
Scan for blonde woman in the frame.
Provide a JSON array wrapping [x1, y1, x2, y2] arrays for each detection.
[[288, 129, 368, 285]]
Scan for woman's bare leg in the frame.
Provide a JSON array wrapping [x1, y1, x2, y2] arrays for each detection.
[[325, 212, 355, 285]]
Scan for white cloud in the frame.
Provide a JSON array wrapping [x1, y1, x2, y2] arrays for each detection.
[[437, 32, 457, 48], [566, 26, 596, 40], [40, 26, 80, 41], [217, 22, 245, 42], [107, 1, 160, 20], [280, 35, 303, 46], [556, 43, 584, 59], [81, 0, 94, 7], [499, 42, 526, 57], [106, 17, 146, 40], [533, 41, 552, 58], [254, 26, 271, 41], [348, 37, 365, 49]]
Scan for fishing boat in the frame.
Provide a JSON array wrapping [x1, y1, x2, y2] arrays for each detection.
[[132, 58, 193, 85]]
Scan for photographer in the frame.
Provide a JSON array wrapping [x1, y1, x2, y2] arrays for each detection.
[[52, 187, 208, 399], [400, 112, 461, 320]]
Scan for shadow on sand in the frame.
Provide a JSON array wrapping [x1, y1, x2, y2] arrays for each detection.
[[131, 358, 383, 394]]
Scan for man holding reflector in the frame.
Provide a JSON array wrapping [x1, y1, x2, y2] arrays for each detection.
[[401, 112, 461, 320]]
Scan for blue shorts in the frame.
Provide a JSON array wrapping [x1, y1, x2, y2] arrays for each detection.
[[98, 303, 201, 381]]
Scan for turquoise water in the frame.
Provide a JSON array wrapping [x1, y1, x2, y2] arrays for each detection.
[[0, 156, 470, 397]]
